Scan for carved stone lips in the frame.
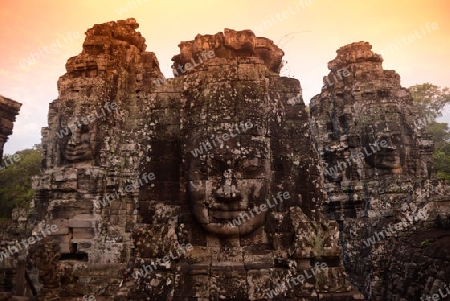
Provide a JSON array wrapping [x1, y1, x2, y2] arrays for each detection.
[[211, 210, 251, 219], [210, 201, 251, 211], [64, 146, 91, 158], [214, 195, 242, 203]]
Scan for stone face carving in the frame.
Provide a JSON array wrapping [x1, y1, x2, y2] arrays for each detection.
[[57, 110, 102, 165], [0, 95, 21, 159], [310, 42, 434, 219], [186, 125, 271, 237]]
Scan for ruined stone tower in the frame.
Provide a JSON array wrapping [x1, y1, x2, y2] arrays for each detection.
[[310, 41, 450, 300], [0, 95, 21, 159], [31, 18, 164, 297]]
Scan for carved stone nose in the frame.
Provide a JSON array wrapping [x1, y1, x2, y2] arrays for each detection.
[[68, 129, 81, 146], [68, 134, 77, 146], [216, 169, 241, 199]]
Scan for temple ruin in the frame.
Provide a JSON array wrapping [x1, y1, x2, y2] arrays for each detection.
[[0, 19, 449, 301]]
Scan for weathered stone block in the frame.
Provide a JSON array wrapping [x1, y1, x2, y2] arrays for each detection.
[[73, 228, 95, 240]]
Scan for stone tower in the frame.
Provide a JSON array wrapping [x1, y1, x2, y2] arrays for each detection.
[[31, 18, 164, 296], [310, 41, 450, 300], [131, 28, 364, 300]]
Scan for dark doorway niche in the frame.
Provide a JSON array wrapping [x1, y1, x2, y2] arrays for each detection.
[[60, 242, 88, 261]]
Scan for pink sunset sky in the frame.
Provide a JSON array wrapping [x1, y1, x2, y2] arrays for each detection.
[[0, 0, 449, 153]]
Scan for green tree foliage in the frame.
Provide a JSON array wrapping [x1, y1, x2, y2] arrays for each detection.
[[409, 83, 450, 119], [427, 122, 450, 149], [409, 83, 450, 181], [433, 144, 450, 182], [0, 145, 41, 219]]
